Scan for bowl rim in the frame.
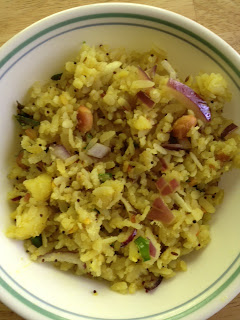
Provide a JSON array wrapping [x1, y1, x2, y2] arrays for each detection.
[[0, 3, 239, 320], [0, 3, 239, 76]]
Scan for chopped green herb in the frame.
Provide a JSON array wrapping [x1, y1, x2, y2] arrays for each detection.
[[98, 173, 113, 183], [51, 73, 63, 80], [87, 133, 93, 139], [15, 101, 40, 127], [19, 111, 31, 118], [83, 41, 86, 44], [15, 114, 40, 127], [31, 235, 42, 248], [94, 208, 100, 214], [134, 236, 150, 261]]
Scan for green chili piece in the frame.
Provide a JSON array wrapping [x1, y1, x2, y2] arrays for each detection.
[[98, 173, 113, 183], [134, 236, 150, 261], [51, 73, 63, 80], [15, 114, 40, 127], [31, 235, 42, 248]]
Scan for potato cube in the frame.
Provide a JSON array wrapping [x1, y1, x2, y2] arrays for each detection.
[[132, 116, 152, 130], [23, 174, 52, 201], [6, 205, 50, 240]]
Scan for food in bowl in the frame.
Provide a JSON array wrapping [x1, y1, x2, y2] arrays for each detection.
[[6, 43, 240, 294]]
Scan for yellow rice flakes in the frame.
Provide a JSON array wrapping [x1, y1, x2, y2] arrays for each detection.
[[6, 44, 240, 294]]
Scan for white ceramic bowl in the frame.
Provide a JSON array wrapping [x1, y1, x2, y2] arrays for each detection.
[[0, 3, 239, 320]]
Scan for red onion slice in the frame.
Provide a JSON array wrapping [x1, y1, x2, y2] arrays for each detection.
[[120, 229, 137, 248], [221, 123, 238, 139], [137, 66, 152, 81], [137, 91, 155, 108], [149, 241, 157, 257], [167, 79, 211, 122], [148, 198, 175, 224]]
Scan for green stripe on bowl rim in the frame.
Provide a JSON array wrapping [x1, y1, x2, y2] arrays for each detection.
[[0, 11, 239, 320], [1, 261, 239, 320], [0, 13, 239, 79]]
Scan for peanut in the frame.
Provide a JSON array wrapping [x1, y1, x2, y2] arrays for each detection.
[[77, 105, 93, 133], [172, 115, 197, 139]]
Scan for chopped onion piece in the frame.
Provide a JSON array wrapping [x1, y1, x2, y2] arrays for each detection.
[[152, 198, 166, 210], [159, 158, 168, 171], [148, 198, 175, 224], [148, 208, 163, 220], [156, 177, 167, 191], [149, 241, 157, 257], [137, 91, 155, 108], [169, 179, 179, 192], [137, 66, 152, 81], [221, 123, 238, 139], [167, 79, 211, 122], [161, 60, 177, 79], [87, 143, 110, 158], [161, 184, 172, 196], [121, 229, 137, 247], [148, 207, 174, 224], [156, 177, 179, 196], [51, 144, 71, 160]]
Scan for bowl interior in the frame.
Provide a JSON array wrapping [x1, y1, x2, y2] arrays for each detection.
[[0, 4, 239, 320]]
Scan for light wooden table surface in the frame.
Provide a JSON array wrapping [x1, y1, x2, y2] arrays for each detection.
[[0, 0, 239, 319]]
